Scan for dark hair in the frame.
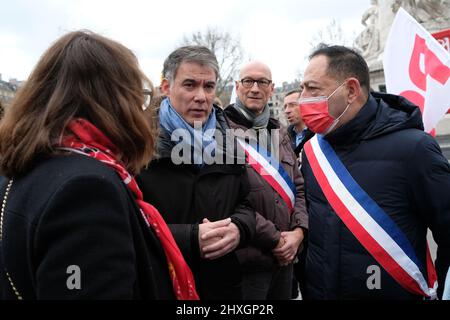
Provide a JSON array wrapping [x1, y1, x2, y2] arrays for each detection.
[[284, 89, 302, 99], [162, 45, 219, 82], [0, 100, 3, 119], [309, 44, 370, 93], [0, 30, 155, 178]]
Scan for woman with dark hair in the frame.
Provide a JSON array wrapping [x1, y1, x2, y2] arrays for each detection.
[[0, 30, 198, 300]]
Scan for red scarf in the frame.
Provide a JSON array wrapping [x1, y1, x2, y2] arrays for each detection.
[[60, 118, 199, 300]]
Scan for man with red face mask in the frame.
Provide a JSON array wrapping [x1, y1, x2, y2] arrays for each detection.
[[299, 44, 450, 300]]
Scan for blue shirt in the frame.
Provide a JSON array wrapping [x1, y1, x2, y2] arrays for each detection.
[[295, 127, 309, 147]]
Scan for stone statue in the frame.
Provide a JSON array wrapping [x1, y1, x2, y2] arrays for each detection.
[[355, 0, 450, 68], [354, 0, 450, 91], [355, 0, 381, 60], [392, 0, 450, 31]]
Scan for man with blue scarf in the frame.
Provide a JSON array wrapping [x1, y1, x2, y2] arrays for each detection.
[[137, 46, 255, 300]]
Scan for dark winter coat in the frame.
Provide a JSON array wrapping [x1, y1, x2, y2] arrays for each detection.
[[287, 126, 315, 157], [136, 106, 255, 300], [0, 154, 175, 300], [301, 92, 450, 299]]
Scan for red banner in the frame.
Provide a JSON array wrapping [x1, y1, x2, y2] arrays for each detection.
[[384, 9, 450, 133], [433, 28, 450, 53], [433, 28, 450, 114]]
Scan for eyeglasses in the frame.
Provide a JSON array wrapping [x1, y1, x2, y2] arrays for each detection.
[[240, 78, 272, 89], [142, 88, 152, 110]]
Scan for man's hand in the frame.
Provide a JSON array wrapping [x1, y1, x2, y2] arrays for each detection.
[[272, 228, 304, 266], [198, 218, 231, 258], [200, 218, 240, 260]]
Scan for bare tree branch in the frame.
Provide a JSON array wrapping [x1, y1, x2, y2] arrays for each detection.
[[181, 27, 244, 104], [308, 19, 348, 50]]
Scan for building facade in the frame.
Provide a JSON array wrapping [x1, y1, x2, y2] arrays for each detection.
[[0, 74, 21, 109]]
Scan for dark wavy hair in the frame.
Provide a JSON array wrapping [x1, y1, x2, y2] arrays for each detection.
[[0, 30, 155, 177]]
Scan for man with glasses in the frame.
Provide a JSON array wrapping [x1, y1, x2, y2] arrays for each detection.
[[224, 61, 308, 299]]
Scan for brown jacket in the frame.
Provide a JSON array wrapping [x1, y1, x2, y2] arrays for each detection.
[[225, 106, 308, 272]]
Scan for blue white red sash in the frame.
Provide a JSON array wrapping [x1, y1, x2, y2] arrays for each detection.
[[304, 135, 437, 299], [238, 139, 296, 212]]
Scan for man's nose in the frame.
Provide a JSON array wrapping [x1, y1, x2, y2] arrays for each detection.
[[250, 82, 260, 93], [194, 87, 207, 103], [299, 91, 310, 99]]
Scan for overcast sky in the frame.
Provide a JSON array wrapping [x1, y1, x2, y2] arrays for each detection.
[[0, 0, 370, 86]]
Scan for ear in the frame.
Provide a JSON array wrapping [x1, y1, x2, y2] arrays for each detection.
[[160, 78, 171, 96], [346, 78, 361, 104], [269, 82, 275, 97]]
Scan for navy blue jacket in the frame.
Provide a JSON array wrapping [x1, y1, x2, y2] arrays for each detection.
[[301, 92, 450, 299]]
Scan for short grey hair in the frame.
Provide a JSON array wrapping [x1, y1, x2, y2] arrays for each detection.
[[162, 45, 219, 83]]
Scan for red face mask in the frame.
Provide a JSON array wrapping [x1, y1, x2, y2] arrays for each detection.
[[299, 82, 350, 135]]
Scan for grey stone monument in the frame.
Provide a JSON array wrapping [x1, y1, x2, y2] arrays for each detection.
[[354, 0, 450, 156], [355, 0, 450, 92]]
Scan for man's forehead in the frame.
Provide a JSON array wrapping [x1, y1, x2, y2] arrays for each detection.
[[176, 62, 216, 81], [302, 55, 329, 82], [239, 61, 272, 79], [179, 75, 216, 83], [284, 93, 300, 103]]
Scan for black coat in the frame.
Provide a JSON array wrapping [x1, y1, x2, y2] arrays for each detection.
[[302, 93, 450, 299], [286, 126, 315, 157], [0, 154, 174, 299], [137, 106, 256, 300]]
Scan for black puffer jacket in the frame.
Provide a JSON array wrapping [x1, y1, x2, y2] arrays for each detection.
[[137, 106, 255, 300], [302, 92, 450, 299]]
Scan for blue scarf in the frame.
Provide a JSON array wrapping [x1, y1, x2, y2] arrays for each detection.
[[159, 98, 217, 166]]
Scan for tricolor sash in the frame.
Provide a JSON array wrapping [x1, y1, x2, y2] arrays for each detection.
[[304, 134, 437, 299], [238, 139, 296, 212]]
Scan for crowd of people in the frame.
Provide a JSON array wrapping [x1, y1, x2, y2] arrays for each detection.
[[0, 30, 449, 300]]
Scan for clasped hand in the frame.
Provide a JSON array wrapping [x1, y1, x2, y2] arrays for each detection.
[[198, 218, 240, 260], [272, 228, 304, 267]]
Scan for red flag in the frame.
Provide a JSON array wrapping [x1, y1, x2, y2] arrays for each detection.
[[384, 8, 450, 134]]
